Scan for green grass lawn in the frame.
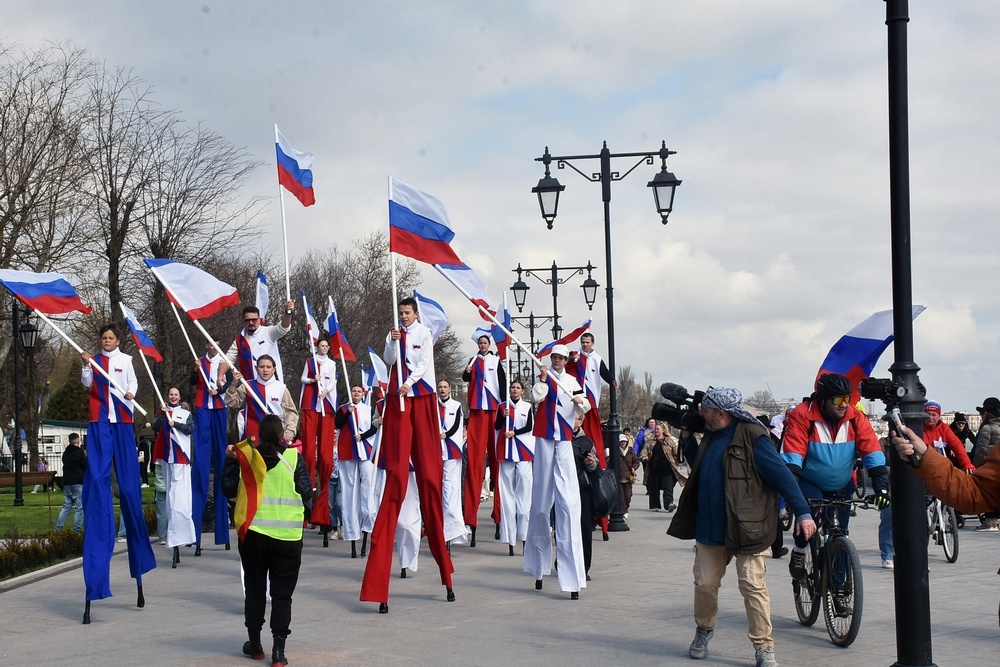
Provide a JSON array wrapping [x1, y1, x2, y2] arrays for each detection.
[[0, 486, 157, 537]]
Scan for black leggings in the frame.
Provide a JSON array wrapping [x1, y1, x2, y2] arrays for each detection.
[[240, 531, 302, 639]]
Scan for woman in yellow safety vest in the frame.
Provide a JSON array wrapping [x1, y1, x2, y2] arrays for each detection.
[[223, 414, 312, 667]]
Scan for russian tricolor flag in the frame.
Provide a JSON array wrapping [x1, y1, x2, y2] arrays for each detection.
[[537, 317, 592, 357], [414, 290, 448, 344], [0, 269, 92, 316], [434, 262, 495, 321], [367, 346, 389, 394], [121, 303, 163, 362], [302, 291, 321, 349], [275, 126, 315, 207], [144, 258, 241, 320], [816, 306, 925, 403], [326, 296, 356, 362], [388, 177, 462, 266]]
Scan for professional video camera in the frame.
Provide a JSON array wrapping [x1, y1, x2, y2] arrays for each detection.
[[650, 383, 707, 433], [858, 377, 905, 404]]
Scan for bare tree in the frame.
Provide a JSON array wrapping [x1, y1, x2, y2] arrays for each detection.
[[744, 389, 780, 415], [81, 64, 176, 331]]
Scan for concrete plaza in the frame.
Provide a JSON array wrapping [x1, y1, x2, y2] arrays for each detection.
[[0, 490, 996, 666]]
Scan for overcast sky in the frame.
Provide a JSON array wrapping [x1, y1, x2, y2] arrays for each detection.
[[7, 1, 1000, 413]]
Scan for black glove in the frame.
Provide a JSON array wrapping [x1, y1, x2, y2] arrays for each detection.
[[873, 488, 891, 510]]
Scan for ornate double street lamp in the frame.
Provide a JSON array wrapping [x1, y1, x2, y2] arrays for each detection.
[[509, 312, 554, 381], [11, 303, 39, 507], [532, 141, 681, 532], [510, 261, 598, 341]]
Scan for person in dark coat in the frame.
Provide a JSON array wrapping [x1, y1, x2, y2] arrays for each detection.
[[571, 415, 598, 584]]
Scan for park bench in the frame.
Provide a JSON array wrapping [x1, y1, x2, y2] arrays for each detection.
[[0, 471, 57, 489]]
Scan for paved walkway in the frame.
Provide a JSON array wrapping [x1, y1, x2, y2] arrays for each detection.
[[0, 491, 995, 666]]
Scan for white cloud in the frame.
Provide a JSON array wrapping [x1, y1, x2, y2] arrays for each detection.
[[6, 0, 1000, 411]]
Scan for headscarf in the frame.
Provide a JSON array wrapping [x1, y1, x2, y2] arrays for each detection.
[[701, 387, 759, 424]]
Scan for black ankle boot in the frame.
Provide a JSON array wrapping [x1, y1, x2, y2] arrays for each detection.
[[172, 546, 180, 568], [243, 628, 264, 660], [446, 587, 455, 602], [360, 532, 368, 558], [470, 526, 477, 547], [494, 524, 501, 540], [351, 540, 357, 558], [271, 635, 287, 666]]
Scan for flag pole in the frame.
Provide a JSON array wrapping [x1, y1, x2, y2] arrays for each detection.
[[328, 295, 359, 437], [118, 304, 167, 411], [144, 264, 267, 414], [433, 265, 577, 398], [170, 303, 211, 389], [189, 317, 269, 414], [302, 292, 324, 417], [504, 355, 512, 461], [31, 310, 148, 416], [277, 124, 292, 305], [388, 176, 405, 412]]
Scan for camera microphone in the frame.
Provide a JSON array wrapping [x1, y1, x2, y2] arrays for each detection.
[[659, 383, 691, 403]]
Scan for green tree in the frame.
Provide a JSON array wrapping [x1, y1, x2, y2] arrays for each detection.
[[45, 359, 88, 423]]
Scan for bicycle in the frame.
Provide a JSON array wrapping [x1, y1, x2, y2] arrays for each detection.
[[791, 494, 869, 647], [926, 493, 959, 563], [853, 458, 869, 500]]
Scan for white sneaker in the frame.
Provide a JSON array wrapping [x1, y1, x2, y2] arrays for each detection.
[[689, 627, 713, 659], [881, 559, 894, 569], [755, 645, 778, 667]]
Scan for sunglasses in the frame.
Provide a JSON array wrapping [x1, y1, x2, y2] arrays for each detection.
[[244, 318, 259, 324], [830, 396, 851, 406]]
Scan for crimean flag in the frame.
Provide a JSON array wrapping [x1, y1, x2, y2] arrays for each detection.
[[232, 437, 267, 542], [413, 290, 447, 344], [388, 177, 462, 266], [275, 126, 315, 207], [815, 306, 925, 405], [144, 258, 241, 320], [536, 317, 593, 358], [326, 296, 356, 362], [0, 269, 92, 315], [121, 303, 163, 362]]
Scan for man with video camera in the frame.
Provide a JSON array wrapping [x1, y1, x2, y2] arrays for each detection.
[[667, 387, 815, 667], [781, 373, 890, 581]]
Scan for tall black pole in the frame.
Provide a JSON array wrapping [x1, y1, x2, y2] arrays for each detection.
[[599, 144, 626, 532], [549, 263, 560, 340], [885, 2, 934, 666], [12, 302, 24, 507]]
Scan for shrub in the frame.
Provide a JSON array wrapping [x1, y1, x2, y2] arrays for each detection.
[[0, 528, 84, 581]]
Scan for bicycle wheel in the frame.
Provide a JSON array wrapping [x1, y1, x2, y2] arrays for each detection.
[[854, 466, 868, 499], [942, 506, 959, 563], [793, 541, 821, 626], [823, 536, 864, 647]]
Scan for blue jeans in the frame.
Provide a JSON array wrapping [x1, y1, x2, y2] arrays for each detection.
[[878, 506, 893, 560], [328, 473, 342, 529], [55, 484, 84, 532], [155, 490, 167, 541]]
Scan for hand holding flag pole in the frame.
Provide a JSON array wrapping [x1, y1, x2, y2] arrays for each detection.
[[0, 269, 148, 416], [40, 310, 149, 417], [144, 258, 268, 414]]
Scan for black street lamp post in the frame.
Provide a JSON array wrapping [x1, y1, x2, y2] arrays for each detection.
[[510, 311, 553, 381], [884, 3, 935, 666], [532, 141, 681, 533], [11, 303, 39, 507], [510, 261, 598, 341]]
